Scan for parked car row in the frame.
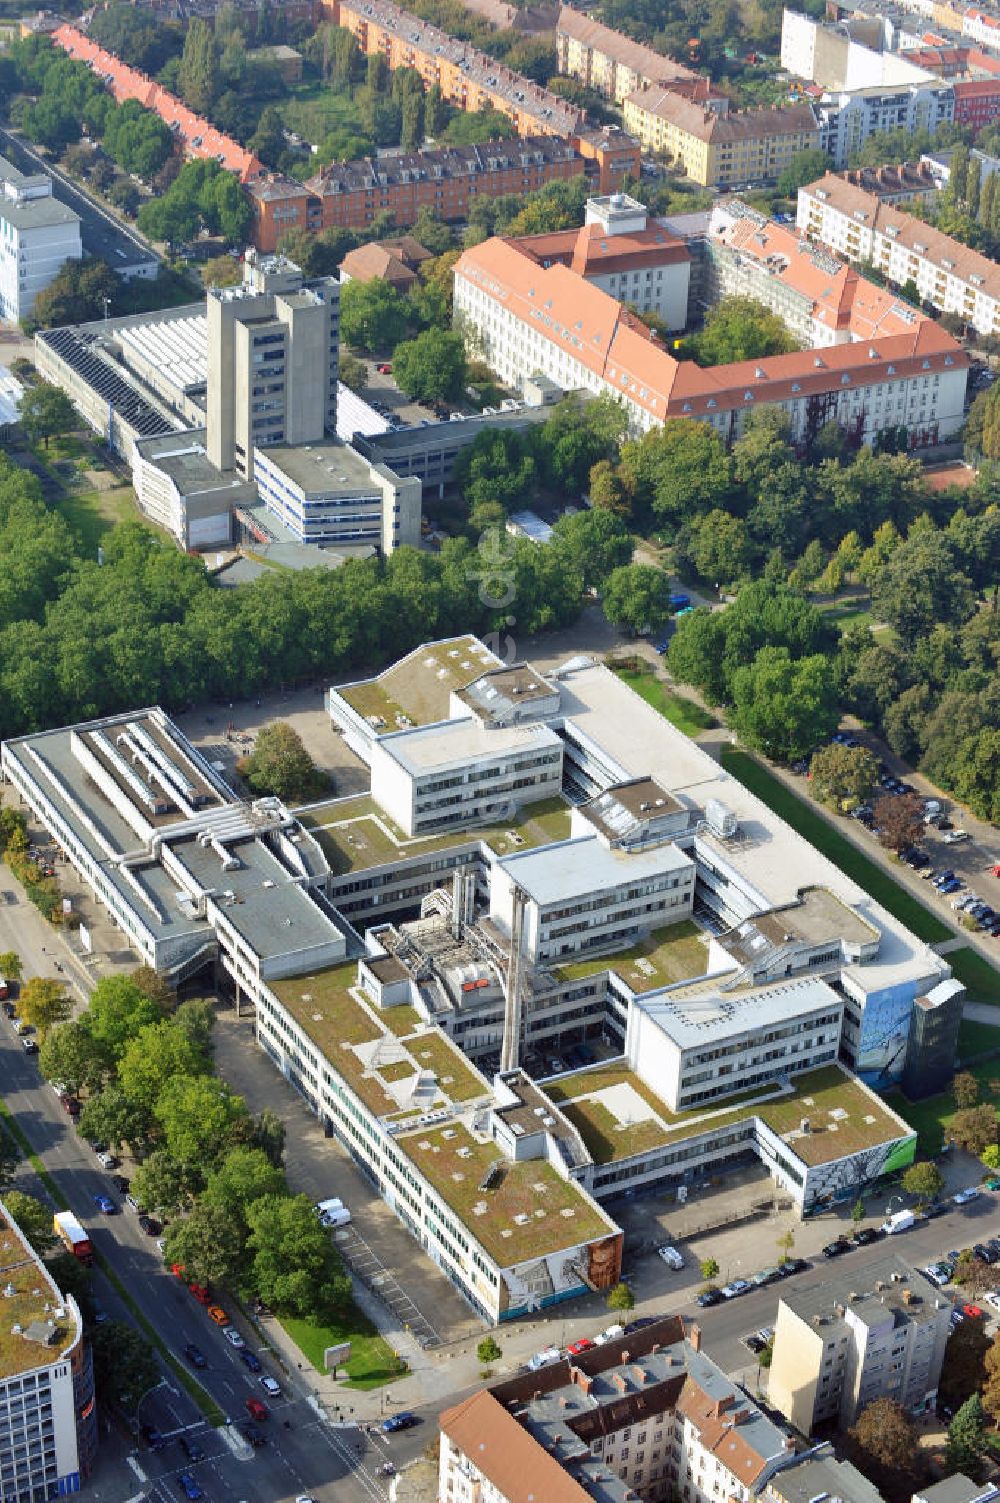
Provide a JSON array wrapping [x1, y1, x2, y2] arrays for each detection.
[[697, 1258, 810, 1307]]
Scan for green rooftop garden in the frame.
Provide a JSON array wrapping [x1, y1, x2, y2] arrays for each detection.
[[338, 636, 495, 729], [551, 920, 710, 990], [401, 1030, 488, 1103], [301, 793, 572, 876], [401, 1120, 613, 1266]]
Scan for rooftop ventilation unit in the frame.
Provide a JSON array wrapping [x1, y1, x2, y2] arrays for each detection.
[[705, 799, 738, 839]]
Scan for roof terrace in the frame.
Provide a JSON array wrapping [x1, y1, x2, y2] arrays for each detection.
[[550, 919, 711, 990], [337, 636, 500, 730], [0, 1200, 80, 1379]]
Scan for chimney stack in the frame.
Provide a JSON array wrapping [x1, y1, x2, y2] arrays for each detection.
[[689, 1322, 702, 1352]]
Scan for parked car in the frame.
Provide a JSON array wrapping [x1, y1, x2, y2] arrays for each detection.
[[696, 1289, 724, 1307], [239, 1348, 263, 1373], [954, 1187, 982, 1206], [111, 1175, 130, 1194], [21, 1036, 38, 1054], [657, 1245, 684, 1270], [207, 1305, 230, 1326], [137, 1214, 160, 1236], [141, 1424, 165, 1452], [923, 1263, 953, 1286], [566, 1338, 595, 1355], [62, 1096, 81, 1117], [751, 1266, 782, 1286], [823, 1239, 851, 1258], [124, 1193, 142, 1213], [744, 1334, 767, 1353], [942, 830, 970, 843], [96, 1151, 118, 1170], [93, 1194, 116, 1215], [779, 1258, 809, 1276], [851, 1227, 880, 1247], [721, 1279, 752, 1299], [223, 1327, 245, 1349], [382, 1411, 417, 1433]]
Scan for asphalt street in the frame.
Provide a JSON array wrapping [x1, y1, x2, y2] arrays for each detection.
[[0, 126, 158, 276], [0, 979, 425, 1503]]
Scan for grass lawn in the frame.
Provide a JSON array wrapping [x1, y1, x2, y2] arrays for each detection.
[[721, 749, 951, 944], [958, 1017, 1000, 1061], [54, 485, 137, 556], [886, 1060, 1000, 1154], [551, 919, 708, 989], [281, 1310, 406, 1390], [611, 667, 716, 736], [820, 603, 872, 632], [948, 948, 1000, 1008]]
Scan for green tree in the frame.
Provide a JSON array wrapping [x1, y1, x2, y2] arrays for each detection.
[[392, 327, 467, 404], [606, 1281, 635, 1311], [807, 743, 879, 808], [454, 428, 536, 514], [339, 353, 367, 392], [700, 1257, 719, 1281], [39, 1019, 110, 1094], [131, 1148, 195, 1217], [163, 1199, 244, 1288], [246, 1193, 351, 1318], [951, 1105, 999, 1156], [18, 977, 70, 1040], [731, 648, 839, 762], [443, 107, 516, 145], [89, 1321, 160, 1412], [239, 721, 327, 803], [869, 531, 975, 645], [982, 1330, 1000, 1428], [178, 19, 218, 114], [776, 147, 831, 197], [78, 1086, 153, 1154], [0, 952, 22, 980], [901, 1160, 944, 1207], [248, 105, 286, 171], [88, 974, 164, 1059], [621, 419, 733, 528], [954, 1072, 981, 1108], [947, 1393, 987, 1474], [155, 1075, 248, 1169], [688, 296, 795, 367], [118, 1020, 209, 1111], [940, 1317, 991, 1414], [851, 1198, 865, 1226], [3, 1191, 55, 1254], [687, 509, 750, 585], [551, 510, 632, 592], [202, 1146, 285, 1228], [847, 1398, 923, 1491], [18, 383, 77, 448], [477, 1335, 502, 1364], [601, 563, 672, 634], [201, 255, 242, 290], [340, 279, 409, 352]]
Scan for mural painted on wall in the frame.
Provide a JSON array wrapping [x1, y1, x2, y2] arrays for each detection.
[[853, 981, 918, 1087], [500, 1234, 622, 1319]]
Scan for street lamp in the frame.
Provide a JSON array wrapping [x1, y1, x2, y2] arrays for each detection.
[[885, 1193, 904, 1218], [102, 297, 110, 325]]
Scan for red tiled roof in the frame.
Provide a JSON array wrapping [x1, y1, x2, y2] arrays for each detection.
[[52, 24, 264, 183], [440, 1390, 595, 1502], [454, 232, 967, 423], [511, 221, 690, 277]]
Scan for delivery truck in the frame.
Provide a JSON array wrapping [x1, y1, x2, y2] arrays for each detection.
[[53, 1210, 93, 1264], [880, 1209, 915, 1236]]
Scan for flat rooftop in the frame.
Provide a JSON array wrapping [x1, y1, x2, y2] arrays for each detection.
[[299, 793, 572, 875], [398, 1118, 614, 1266], [336, 636, 501, 730], [551, 918, 711, 990], [724, 887, 879, 959], [118, 313, 208, 393], [544, 1064, 911, 1166], [780, 1254, 948, 1328], [642, 973, 843, 1052], [383, 717, 561, 776], [0, 1199, 80, 1379], [258, 439, 378, 497], [499, 833, 692, 906]]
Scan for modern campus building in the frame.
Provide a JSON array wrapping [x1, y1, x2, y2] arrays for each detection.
[[0, 1195, 97, 1501], [34, 253, 421, 553], [0, 153, 81, 324], [453, 193, 969, 447], [798, 171, 1000, 338], [440, 1315, 886, 1503], [555, 5, 703, 105], [247, 138, 627, 255], [2, 635, 946, 1321], [768, 1255, 951, 1434], [621, 92, 821, 187]]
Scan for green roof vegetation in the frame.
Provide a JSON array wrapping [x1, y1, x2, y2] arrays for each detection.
[[382, 1004, 425, 1037], [547, 1062, 909, 1166], [401, 1030, 488, 1103], [377, 1060, 416, 1083], [338, 636, 496, 729], [301, 794, 572, 876], [0, 1219, 77, 1379], [401, 1120, 613, 1266], [551, 919, 709, 989]]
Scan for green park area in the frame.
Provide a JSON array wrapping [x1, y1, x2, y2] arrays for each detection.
[[282, 1311, 405, 1390]]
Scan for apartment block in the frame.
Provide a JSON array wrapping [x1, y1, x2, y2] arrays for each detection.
[[798, 171, 1000, 337], [206, 250, 339, 478], [52, 25, 263, 182], [768, 1255, 951, 1434], [323, 0, 585, 136], [440, 1317, 884, 1503], [555, 4, 702, 104], [779, 10, 956, 165], [0, 153, 81, 323], [0, 1195, 97, 1501], [453, 200, 968, 448], [622, 90, 821, 187], [247, 137, 600, 254]]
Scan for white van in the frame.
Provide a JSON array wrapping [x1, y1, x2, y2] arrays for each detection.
[[526, 1346, 561, 1371], [657, 1245, 684, 1270], [315, 1198, 351, 1228], [880, 1209, 915, 1235]]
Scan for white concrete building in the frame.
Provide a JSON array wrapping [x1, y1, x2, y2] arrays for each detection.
[[798, 171, 1000, 337], [0, 153, 81, 323], [0, 1195, 96, 1501]]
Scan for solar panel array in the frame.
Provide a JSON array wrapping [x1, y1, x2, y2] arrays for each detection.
[[40, 329, 174, 439], [118, 315, 208, 393]]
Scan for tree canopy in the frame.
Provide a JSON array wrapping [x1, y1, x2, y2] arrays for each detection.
[[239, 722, 328, 803]]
